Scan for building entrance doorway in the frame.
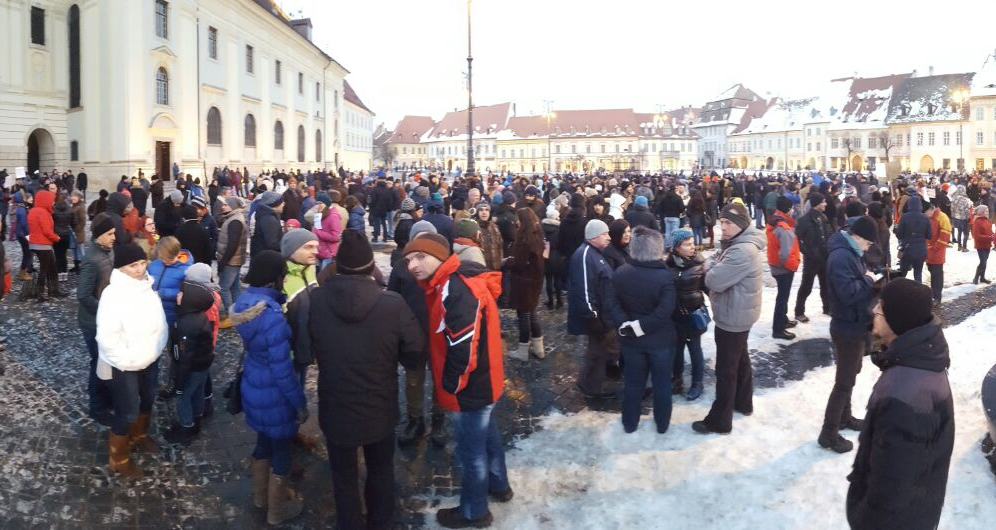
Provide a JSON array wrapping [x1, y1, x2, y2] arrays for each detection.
[[27, 128, 55, 175], [156, 141, 171, 181]]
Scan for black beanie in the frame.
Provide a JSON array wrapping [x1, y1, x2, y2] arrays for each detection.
[[849, 216, 878, 243], [776, 196, 793, 213], [336, 229, 375, 275], [867, 202, 883, 219], [845, 201, 867, 218], [244, 250, 286, 287], [113, 243, 147, 269], [92, 215, 115, 239], [719, 202, 751, 230], [808, 192, 825, 208], [880, 278, 934, 336]]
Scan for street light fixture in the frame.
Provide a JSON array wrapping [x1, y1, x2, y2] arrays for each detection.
[[466, 0, 474, 176], [955, 88, 969, 172], [544, 100, 555, 174]]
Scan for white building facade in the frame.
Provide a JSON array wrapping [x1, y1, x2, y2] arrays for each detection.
[[341, 80, 374, 172], [0, 0, 351, 190]]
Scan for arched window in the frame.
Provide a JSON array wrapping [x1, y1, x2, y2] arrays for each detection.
[[206, 107, 222, 145], [274, 120, 284, 150], [297, 125, 305, 162], [244, 114, 256, 147], [315, 129, 322, 162], [68, 5, 81, 108], [156, 67, 169, 105]]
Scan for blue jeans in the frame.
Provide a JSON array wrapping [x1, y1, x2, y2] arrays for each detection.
[[664, 218, 681, 248], [451, 404, 509, 519], [217, 264, 242, 315], [253, 433, 292, 476], [370, 213, 388, 240], [773, 272, 795, 333], [953, 218, 969, 248], [674, 328, 705, 384], [176, 369, 209, 427], [82, 327, 114, 418], [621, 344, 675, 433], [386, 210, 396, 238], [755, 204, 765, 228]]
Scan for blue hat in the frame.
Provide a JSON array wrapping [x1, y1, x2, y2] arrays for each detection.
[[492, 193, 503, 204], [670, 227, 693, 249], [635, 195, 648, 207]]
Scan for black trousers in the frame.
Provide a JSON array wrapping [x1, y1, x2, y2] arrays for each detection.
[[978, 248, 991, 280], [328, 434, 396, 530], [516, 310, 542, 343], [578, 321, 613, 395], [703, 327, 753, 432], [794, 257, 829, 316], [53, 238, 70, 273], [822, 331, 866, 434], [109, 364, 155, 436], [927, 263, 943, 303], [32, 249, 58, 296]]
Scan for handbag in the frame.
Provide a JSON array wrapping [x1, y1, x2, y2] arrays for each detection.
[[684, 304, 711, 335], [224, 349, 247, 415]]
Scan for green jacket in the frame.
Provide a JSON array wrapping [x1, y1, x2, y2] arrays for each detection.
[[282, 261, 318, 366]]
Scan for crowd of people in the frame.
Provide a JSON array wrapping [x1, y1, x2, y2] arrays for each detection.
[[3, 162, 988, 528]]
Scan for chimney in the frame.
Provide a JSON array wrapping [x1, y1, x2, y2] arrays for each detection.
[[912, 69, 918, 78], [512, 103, 517, 117], [289, 18, 313, 42], [929, 65, 934, 77]]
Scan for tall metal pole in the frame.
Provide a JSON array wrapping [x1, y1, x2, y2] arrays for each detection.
[[466, 0, 474, 175]]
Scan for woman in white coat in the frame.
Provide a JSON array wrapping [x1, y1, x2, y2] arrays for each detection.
[[96, 242, 168, 478]]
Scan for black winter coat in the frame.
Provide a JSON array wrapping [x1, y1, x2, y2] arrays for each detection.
[[624, 205, 659, 231], [250, 204, 283, 258], [794, 208, 831, 262], [52, 200, 74, 239], [896, 196, 931, 262], [310, 274, 424, 447], [175, 281, 216, 386], [611, 259, 677, 347], [658, 192, 685, 218], [666, 252, 706, 315], [176, 220, 212, 265], [154, 199, 182, 238], [556, 208, 587, 261], [367, 184, 393, 216], [847, 319, 954, 530], [541, 220, 565, 276]]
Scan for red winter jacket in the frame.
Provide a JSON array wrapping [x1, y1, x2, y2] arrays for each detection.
[[972, 215, 994, 250], [27, 190, 60, 246], [421, 254, 504, 412]]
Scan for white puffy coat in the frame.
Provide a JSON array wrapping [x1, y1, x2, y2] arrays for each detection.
[[96, 268, 168, 378]]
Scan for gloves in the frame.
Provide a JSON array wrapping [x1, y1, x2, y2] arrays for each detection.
[[618, 320, 645, 338], [296, 406, 309, 425]]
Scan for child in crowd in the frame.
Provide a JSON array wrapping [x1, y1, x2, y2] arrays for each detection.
[[147, 236, 193, 398]]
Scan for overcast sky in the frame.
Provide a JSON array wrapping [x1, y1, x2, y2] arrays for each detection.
[[279, 0, 996, 129]]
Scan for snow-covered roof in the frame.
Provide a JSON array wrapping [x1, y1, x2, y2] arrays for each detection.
[[886, 73, 975, 124], [972, 56, 996, 98], [732, 96, 826, 135], [827, 74, 911, 131]]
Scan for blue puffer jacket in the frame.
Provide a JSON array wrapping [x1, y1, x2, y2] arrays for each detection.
[[148, 250, 193, 326], [233, 287, 306, 440], [826, 231, 874, 337], [896, 196, 931, 262]]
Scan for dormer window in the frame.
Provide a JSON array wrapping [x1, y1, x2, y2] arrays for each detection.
[[927, 103, 936, 115]]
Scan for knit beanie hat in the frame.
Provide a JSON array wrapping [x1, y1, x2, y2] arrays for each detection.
[[845, 201, 868, 218], [280, 228, 318, 259], [491, 192, 503, 204], [244, 250, 286, 287], [808, 192, 825, 207], [169, 190, 184, 204], [776, 196, 793, 213], [91, 215, 115, 239], [316, 192, 332, 207], [402, 232, 451, 262], [867, 202, 883, 219], [400, 197, 417, 212], [181, 205, 199, 221], [719, 202, 751, 230], [849, 216, 878, 243], [634, 195, 648, 207], [584, 219, 610, 240], [191, 195, 206, 209], [410, 220, 437, 238], [260, 191, 284, 208], [113, 243, 147, 269], [525, 185, 540, 196], [336, 229, 375, 275], [223, 196, 245, 210], [184, 262, 212, 284], [502, 191, 516, 205], [455, 218, 480, 239], [670, 227, 694, 249], [880, 278, 934, 336]]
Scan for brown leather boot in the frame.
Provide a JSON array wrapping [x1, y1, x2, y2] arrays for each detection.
[[251, 458, 270, 509], [17, 268, 31, 281], [109, 432, 143, 479], [266, 474, 303, 525], [128, 412, 159, 453], [291, 431, 317, 452]]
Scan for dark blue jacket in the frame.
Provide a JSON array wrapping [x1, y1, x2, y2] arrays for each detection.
[[13, 201, 28, 239], [423, 212, 455, 245], [148, 250, 194, 326], [826, 231, 873, 337], [567, 242, 624, 335], [234, 287, 306, 440], [611, 259, 677, 348], [895, 196, 931, 262]]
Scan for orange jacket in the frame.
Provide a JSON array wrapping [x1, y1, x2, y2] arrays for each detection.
[[765, 210, 800, 273], [926, 209, 951, 265], [27, 190, 60, 246], [421, 254, 504, 412]]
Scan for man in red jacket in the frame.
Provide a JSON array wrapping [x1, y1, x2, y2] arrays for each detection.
[[404, 233, 512, 529], [766, 196, 800, 340], [27, 190, 64, 299]]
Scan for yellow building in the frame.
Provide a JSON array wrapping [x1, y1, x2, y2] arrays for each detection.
[[385, 115, 435, 170], [969, 55, 996, 171]]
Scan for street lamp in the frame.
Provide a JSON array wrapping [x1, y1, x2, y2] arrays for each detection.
[[544, 100, 555, 174], [466, 0, 475, 175], [955, 88, 969, 172]]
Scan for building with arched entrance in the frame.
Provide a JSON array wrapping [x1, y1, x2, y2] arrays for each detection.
[[0, 0, 362, 190]]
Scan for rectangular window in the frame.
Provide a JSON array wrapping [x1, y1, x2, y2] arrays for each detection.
[[554, 145, 560, 154], [501, 150, 506, 158], [831, 138, 839, 149], [519, 149, 524, 158], [30, 6, 45, 45], [978, 131, 985, 145], [316, 82, 320, 101], [943, 159, 951, 170], [571, 144, 577, 154], [298, 73, 303, 94], [615, 144, 620, 153], [816, 142, 822, 151], [917, 133, 924, 146], [275, 60, 281, 84], [956, 131, 962, 145], [977, 159, 985, 171], [896, 135, 902, 147], [868, 137, 877, 149], [245, 45, 254, 73], [155, 1, 168, 39], [203, 28, 217, 61], [928, 132, 935, 146], [854, 137, 861, 148], [943, 132, 950, 146], [977, 107, 985, 121]]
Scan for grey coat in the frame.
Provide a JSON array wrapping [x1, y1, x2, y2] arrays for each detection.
[[77, 241, 113, 332], [704, 226, 766, 332]]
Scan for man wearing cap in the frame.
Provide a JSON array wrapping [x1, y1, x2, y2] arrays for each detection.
[[794, 192, 832, 322], [766, 195, 801, 340], [402, 232, 511, 528], [924, 200, 951, 307], [176, 204, 212, 266], [520, 186, 545, 221], [817, 215, 879, 453], [280, 229, 319, 396], [155, 189, 186, 238], [693, 202, 766, 435], [78, 215, 117, 426], [251, 191, 285, 258], [216, 196, 247, 327], [848, 279, 953, 529], [568, 219, 627, 399], [625, 195, 659, 231]]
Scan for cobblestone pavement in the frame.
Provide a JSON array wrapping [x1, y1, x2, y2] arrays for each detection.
[[1, 238, 994, 529]]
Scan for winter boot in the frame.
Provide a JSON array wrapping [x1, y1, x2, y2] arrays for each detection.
[[795, 314, 810, 323], [108, 431, 143, 479], [436, 507, 493, 529], [17, 268, 31, 281], [218, 317, 233, 329], [528, 336, 546, 359], [983, 277, 993, 284], [292, 431, 318, 452], [430, 412, 447, 448], [555, 293, 563, 309], [842, 416, 865, 432], [818, 427, 854, 453], [128, 412, 159, 453], [545, 297, 554, 310], [974, 274, 980, 285], [508, 342, 529, 362], [398, 416, 426, 447], [163, 423, 197, 446], [251, 458, 270, 509], [671, 377, 684, 396], [685, 382, 704, 401], [266, 473, 303, 525]]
